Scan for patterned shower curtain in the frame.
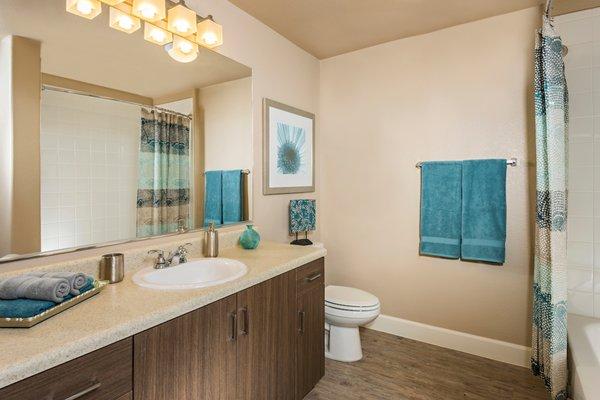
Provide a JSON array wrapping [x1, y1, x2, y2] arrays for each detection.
[[531, 13, 569, 400], [136, 108, 191, 237]]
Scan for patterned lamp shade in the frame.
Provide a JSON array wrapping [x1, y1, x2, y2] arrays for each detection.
[[289, 199, 316, 234]]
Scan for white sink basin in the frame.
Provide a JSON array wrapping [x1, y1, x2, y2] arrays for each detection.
[[132, 258, 248, 290]]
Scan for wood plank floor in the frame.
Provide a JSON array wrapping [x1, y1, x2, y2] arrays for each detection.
[[306, 328, 549, 400]]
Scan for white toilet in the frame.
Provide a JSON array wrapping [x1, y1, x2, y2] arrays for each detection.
[[324, 285, 380, 362]]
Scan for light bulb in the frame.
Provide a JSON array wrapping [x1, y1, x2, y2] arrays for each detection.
[[139, 4, 157, 19], [67, 0, 102, 19], [178, 40, 193, 54], [132, 0, 166, 22], [173, 19, 191, 33], [118, 16, 134, 30], [151, 29, 166, 42], [196, 18, 223, 48], [166, 36, 198, 63], [109, 5, 141, 33], [76, 0, 94, 15], [202, 31, 218, 46], [144, 21, 173, 45]]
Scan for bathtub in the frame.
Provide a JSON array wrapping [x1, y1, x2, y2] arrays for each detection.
[[569, 314, 600, 400]]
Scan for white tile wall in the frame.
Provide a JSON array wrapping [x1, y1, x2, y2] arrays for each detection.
[[40, 90, 139, 252], [558, 9, 600, 318]]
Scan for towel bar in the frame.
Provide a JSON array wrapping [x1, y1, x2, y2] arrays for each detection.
[[415, 158, 517, 168]]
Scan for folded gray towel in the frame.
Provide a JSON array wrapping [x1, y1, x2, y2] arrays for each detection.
[[0, 275, 71, 303], [29, 271, 88, 296]]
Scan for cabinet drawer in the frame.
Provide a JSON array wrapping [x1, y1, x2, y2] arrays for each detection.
[[0, 338, 133, 400], [296, 258, 324, 295]]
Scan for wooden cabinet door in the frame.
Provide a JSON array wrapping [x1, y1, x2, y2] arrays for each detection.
[[236, 270, 297, 400], [296, 285, 325, 399], [134, 295, 237, 400]]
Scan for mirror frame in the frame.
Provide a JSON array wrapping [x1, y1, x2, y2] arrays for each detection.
[[0, 221, 251, 264]]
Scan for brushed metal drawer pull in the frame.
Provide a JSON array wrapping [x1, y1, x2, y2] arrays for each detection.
[[63, 382, 101, 400], [228, 311, 237, 341], [239, 307, 249, 336], [305, 273, 322, 282], [298, 310, 306, 334]]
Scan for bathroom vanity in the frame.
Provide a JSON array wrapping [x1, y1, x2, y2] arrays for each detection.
[[0, 244, 325, 400]]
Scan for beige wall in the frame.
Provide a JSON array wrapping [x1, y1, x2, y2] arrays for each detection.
[[319, 7, 540, 346]]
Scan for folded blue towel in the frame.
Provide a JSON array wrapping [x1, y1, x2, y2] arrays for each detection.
[[419, 162, 463, 259], [204, 170, 223, 227], [222, 170, 243, 224], [0, 277, 95, 318], [461, 159, 507, 264]]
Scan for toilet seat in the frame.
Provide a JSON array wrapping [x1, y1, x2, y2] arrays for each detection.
[[325, 285, 380, 310]]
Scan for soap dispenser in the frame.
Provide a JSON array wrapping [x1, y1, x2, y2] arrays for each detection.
[[204, 222, 219, 257]]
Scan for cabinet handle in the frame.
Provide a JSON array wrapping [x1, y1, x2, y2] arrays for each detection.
[[298, 310, 306, 334], [305, 273, 322, 282], [239, 307, 249, 336], [63, 382, 101, 400], [228, 311, 237, 341]]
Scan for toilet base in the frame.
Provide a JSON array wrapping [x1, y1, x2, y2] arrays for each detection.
[[325, 324, 363, 362]]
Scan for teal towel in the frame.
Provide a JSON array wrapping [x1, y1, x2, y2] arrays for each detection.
[[419, 162, 462, 259], [222, 170, 242, 224], [204, 171, 223, 227], [0, 277, 95, 318], [461, 159, 507, 264]]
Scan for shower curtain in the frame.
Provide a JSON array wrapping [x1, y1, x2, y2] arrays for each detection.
[[531, 12, 569, 400], [136, 108, 191, 237]]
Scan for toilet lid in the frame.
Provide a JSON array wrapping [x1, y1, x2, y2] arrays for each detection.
[[325, 285, 380, 308]]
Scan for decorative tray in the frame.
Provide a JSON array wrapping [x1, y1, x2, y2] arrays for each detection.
[[0, 280, 108, 328]]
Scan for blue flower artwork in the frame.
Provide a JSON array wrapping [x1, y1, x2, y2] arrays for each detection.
[[277, 122, 306, 175]]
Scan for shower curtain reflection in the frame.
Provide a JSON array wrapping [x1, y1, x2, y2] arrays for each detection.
[[136, 109, 191, 238]]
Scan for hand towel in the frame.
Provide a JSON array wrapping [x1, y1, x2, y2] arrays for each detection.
[[0, 275, 71, 303], [461, 159, 507, 264], [204, 170, 223, 227], [222, 170, 243, 224], [419, 162, 463, 259], [28, 271, 89, 295]]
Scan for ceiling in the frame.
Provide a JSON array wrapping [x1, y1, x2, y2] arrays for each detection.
[[228, 0, 546, 59], [0, 0, 251, 99]]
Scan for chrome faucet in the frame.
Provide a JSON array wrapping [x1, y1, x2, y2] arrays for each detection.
[[148, 243, 192, 269]]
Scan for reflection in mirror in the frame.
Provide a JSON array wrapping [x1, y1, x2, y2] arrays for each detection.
[[0, 0, 253, 261]]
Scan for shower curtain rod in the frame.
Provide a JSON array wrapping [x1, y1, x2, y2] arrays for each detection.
[[41, 85, 193, 120], [415, 158, 518, 168]]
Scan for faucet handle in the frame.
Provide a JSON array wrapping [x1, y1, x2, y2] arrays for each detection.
[[148, 250, 169, 269]]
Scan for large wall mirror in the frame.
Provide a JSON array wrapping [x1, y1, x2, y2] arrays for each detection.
[[0, 0, 253, 262]]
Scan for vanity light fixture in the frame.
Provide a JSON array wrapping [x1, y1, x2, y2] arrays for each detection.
[[131, 0, 166, 22], [167, 4, 197, 35], [196, 16, 222, 48], [144, 21, 173, 45], [66, 0, 223, 63], [110, 5, 141, 34], [165, 35, 198, 63], [66, 0, 102, 19]]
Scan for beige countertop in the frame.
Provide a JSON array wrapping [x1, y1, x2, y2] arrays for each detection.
[[0, 242, 326, 389]]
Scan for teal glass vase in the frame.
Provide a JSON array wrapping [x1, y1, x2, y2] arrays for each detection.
[[239, 225, 260, 250]]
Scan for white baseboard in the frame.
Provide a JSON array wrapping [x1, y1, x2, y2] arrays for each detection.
[[365, 314, 531, 368]]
